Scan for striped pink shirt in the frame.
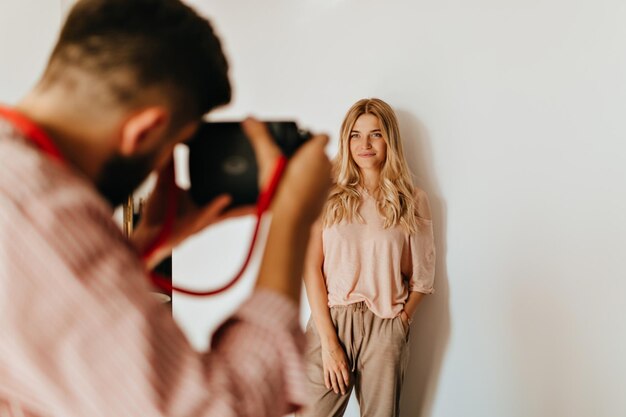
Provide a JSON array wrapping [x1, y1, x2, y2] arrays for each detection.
[[0, 117, 306, 417]]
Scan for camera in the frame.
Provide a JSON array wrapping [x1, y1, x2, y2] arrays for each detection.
[[187, 121, 311, 207]]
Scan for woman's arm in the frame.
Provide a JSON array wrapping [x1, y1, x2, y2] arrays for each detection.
[[400, 290, 426, 327], [400, 187, 435, 328], [303, 221, 351, 395], [303, 221, 336, 344]]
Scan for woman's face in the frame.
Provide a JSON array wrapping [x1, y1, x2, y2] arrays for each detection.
[[349, 113, 387, 171]]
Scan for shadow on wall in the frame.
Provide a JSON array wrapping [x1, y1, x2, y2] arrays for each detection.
[[396, 110, 451, 417]]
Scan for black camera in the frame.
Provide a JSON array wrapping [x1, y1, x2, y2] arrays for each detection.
[[187, 121, 311, 207]]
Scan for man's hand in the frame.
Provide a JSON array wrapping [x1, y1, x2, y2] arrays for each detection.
[[242, 118, 332, 225], [131, 161, 254, 269], [132, 117, 330, 269], [250, 118, 332, 302]]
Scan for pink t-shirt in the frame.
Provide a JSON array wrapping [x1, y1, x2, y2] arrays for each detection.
[[322, 191, 436, 318]]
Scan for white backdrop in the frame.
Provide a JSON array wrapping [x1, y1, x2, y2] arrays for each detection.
[[175, 1, 626, 417], [1, 1, 625, 417]]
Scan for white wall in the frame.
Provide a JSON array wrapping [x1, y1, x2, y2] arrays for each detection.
[[2, 1, 625, 417], [174, 1, 626, 417], [0, 1, 61, 104]]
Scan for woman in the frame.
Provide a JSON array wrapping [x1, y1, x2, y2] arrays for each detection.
[[300, 98, 436, 417]]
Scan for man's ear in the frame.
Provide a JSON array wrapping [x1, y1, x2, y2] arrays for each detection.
[[119, 107, 170, 157]]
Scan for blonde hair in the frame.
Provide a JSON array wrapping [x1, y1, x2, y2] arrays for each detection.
[[323, 98, 419, 233]]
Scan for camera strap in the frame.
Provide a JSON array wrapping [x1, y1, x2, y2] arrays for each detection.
[[0, 106, 287, 297], [144, 156, 287, 296], [0, 106, 66, 164]]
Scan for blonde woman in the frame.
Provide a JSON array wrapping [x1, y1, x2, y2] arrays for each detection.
[[300, 98, 436, 417]]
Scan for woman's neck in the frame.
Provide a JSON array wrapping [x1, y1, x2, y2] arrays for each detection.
[[360, 168, 380, 194]]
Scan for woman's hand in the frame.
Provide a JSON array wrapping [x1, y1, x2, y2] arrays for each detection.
[[399, 309, 410, 333], [321, 340, 351, 395]]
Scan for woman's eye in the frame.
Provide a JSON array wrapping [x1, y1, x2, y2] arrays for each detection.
[[371, 133, 382, 138], [350, 133, 359, 139]]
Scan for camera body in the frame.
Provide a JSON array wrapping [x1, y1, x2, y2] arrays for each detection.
[[187, 121, 311, 207]]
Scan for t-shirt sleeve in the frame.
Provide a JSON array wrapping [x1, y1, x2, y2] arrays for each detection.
[[407, 188, 436, 293]]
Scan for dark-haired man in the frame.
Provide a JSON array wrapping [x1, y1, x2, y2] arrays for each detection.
[[0, 0, 331, 416]]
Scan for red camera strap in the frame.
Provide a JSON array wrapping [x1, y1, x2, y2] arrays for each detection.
[[0, 106, 65, 164], [145, 157, 287, 296], [0, 106, 287, 297]]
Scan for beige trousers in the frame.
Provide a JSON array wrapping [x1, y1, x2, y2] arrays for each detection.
[[298, 302, 410, 417]]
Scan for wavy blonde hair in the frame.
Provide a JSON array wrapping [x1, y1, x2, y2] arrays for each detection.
[[322, 98, 419, 233]]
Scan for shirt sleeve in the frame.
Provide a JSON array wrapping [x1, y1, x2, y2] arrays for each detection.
[[407, 189, 436, 294], [0, 182, 306, 417], [407, 218, 436, 293]]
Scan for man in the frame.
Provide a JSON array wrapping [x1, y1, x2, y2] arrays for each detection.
[[0, 0, 331, 416]]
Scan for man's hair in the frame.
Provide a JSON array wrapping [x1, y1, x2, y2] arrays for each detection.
[[44, 0, 231, 124]]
